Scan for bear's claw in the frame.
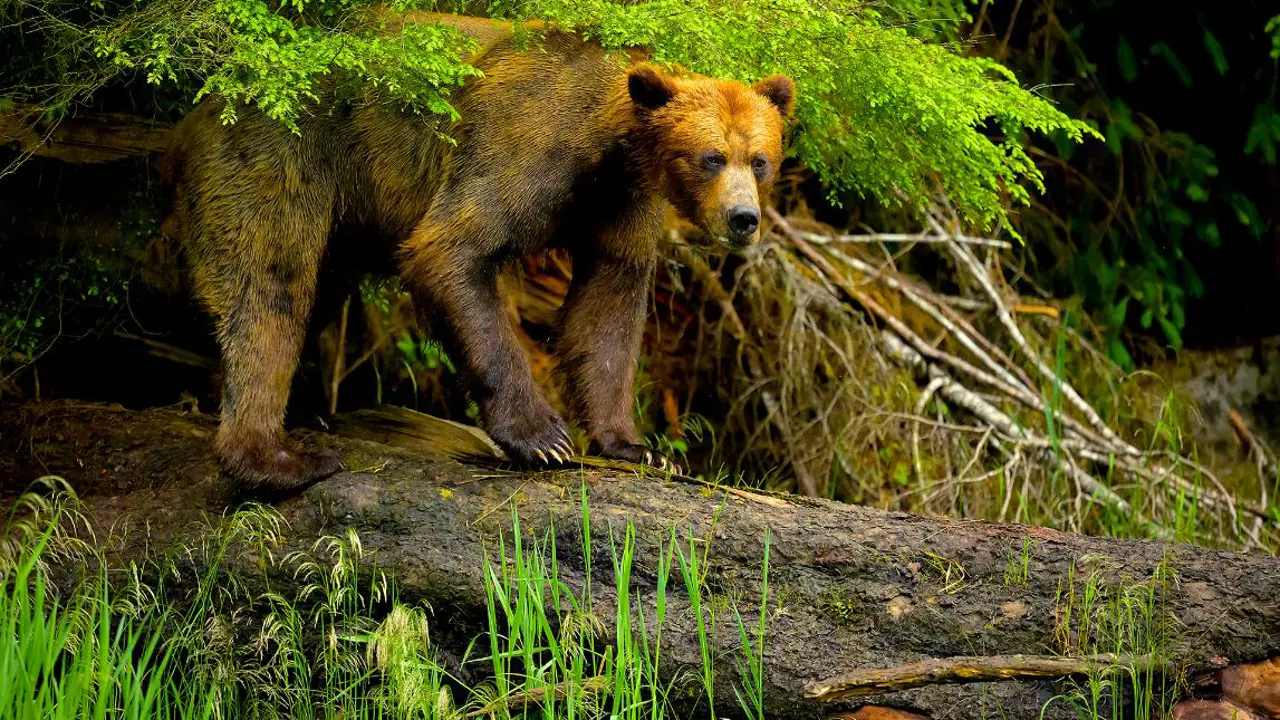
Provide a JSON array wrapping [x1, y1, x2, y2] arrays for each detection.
[[490, 410, 576, 468], [601, 443, 681, 475]]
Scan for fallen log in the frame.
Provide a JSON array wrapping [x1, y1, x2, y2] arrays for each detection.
[[0, 104, 171, 165], [2, 400, 1280, 720]]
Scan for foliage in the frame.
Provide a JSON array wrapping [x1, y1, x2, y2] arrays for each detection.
[[0, 0, 481, 133], [989, 1, 1280, 363], [0, 0, 1092, 226], [0, 250, 128, 367], [502, 0, 1095, 227], [0, 182, 161, 388]]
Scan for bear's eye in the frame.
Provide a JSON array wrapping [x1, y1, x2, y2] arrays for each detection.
[[751, 155, 769, 178], [700, 152, 727, 172]]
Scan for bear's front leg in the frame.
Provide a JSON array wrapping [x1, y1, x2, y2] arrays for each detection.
[[557, 249, 679, 474], [401, 218, 574, 466]]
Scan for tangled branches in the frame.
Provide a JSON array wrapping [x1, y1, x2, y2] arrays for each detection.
[[621, 205, 1277, 549]]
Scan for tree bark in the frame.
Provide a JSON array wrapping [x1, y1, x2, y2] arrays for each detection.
[[2, 401, 1279, 720]]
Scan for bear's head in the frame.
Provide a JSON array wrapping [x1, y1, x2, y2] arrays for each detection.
[[628, 65, 794, 248]]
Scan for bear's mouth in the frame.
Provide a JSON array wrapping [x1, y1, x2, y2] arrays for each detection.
[[694, 221, 755, 250], [715, 233, 757, 251]]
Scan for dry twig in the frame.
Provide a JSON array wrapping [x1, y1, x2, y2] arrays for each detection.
[[804, 653, 1166, 701], [762, 205, 1271, 526]]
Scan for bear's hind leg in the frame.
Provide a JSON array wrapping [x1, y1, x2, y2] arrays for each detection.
[[400, 215, 574, 466], [194, 200, 340, 489]]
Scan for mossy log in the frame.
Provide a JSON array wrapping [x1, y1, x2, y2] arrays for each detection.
[[2, 401, 1279, 720]]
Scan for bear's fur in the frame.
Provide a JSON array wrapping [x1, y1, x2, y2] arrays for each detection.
[[164, 12, 794, 487]]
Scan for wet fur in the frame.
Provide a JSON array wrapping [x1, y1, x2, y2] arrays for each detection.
[[165, 14, 792, 487]]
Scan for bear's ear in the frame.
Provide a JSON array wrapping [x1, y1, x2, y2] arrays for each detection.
[[629, 66, 679, 111], [753, 74, 794, 117]]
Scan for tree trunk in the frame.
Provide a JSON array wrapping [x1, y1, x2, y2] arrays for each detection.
[[2, 401, 1278, 720]]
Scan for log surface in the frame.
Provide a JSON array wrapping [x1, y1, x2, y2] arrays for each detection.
[[2, 401, 1279, 720]]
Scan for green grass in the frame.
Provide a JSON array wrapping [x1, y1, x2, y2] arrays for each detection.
[[1042, 557, 1182, 720], [1, 484, 218, 720], [0, 479, 772, 720], [1002, 537, 1037, 587]]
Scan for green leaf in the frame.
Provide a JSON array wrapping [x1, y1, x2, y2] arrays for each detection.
[[1116, 36, 1138, 82], [1244, 102, 1280, 165], [1196, 221, 1221, 248], [1108, 296, 1130, 328], [1149, 42, 1193, 88], [1158, 316, 1183, 349], [1104, 100, 1143, 155], [1229, 191, 1263, 232], [892, 462, 910, 486], [1108, 337, 1134, 370], [1202, 30, 1228, 76]]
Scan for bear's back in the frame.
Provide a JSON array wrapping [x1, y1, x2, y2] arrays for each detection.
[[166, 19, 647, 249], [349, 28, 644, 240]]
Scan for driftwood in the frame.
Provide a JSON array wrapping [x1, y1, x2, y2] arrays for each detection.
[[2, 401, 1280, 720]]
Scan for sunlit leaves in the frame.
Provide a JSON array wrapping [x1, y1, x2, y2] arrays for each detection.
[[19, 0, 480, 133], [6, 0, 1096, 226], [504, 0, 1096, 229]]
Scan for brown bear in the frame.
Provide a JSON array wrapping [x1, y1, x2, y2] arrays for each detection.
[[163, 12, 794, 488]]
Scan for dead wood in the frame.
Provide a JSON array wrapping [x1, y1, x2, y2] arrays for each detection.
[[804, 653, 1166, 701]]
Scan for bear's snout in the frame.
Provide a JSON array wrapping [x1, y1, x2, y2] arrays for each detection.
[[726, 205, 761, 245]]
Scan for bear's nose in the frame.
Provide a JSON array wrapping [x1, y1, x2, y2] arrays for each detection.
[[727, 205, 760, 237]]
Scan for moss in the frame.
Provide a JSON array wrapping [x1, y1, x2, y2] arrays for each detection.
[[820, 587, 870, 629]]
